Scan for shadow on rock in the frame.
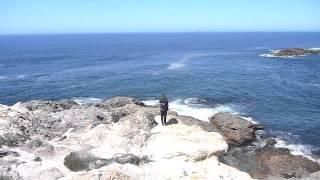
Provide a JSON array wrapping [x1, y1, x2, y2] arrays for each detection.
[[166, 118, 178, 125], [64, 151, 150, 172]]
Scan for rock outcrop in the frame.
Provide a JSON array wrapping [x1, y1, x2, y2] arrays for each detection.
[[0, 97, 253, 180], [262, 48, 320, 57], [209, 112, 263, 146], [219, 137, 320, 179], [255, 146, 320, 179]]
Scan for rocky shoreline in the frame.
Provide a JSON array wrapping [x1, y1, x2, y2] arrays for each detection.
[[0, 97, 319, 179], [260, 48, 320, 58]]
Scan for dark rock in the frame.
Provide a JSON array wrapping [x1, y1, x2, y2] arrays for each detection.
[[64, 151, 98, 171], [255, 146, 320, 178], [264, 138, 277, 147], [2, 132, 30, 147], [111, 113, 121, 123], [34, 157, 42, 162], [0, 151, 20, 158], [64, 151, 146, 172], [166, 118, 178, 125], [0, 136, 5, 148], [209, 112, 260, 146], [113, 153, 141, 165], [184, 98, 207, 104], [219, 143, 320, 179], [94, 112, 109, 124], [176, 115, 216, 132], [271, 48, 320, 57]]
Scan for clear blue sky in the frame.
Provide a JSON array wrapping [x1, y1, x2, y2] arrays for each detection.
[[1, 0, 320, 34]]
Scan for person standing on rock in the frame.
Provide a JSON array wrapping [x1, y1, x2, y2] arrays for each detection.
[[159, 95, 169, 125]]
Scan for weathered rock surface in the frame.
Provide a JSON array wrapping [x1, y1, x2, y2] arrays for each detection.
[[210, 112, 263, 146], [255, 146, 320, 178], [176, 115, 216, 132], [0, 97, 254, 180], [219, 137, 320, 179]]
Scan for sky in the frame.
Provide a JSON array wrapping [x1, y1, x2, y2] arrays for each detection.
[[1, 0, 320, 34]]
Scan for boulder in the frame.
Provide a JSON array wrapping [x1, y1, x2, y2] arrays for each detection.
[[255, 146, 320, 178], [166, 118, 178, 125], [184, 98, 207, 104], [176, 115, 216, 132], [209, 112, 262, 146]]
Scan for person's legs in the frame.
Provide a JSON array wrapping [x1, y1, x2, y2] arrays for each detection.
[[164, 111, 167, 125], [160, 111, 164, 125]]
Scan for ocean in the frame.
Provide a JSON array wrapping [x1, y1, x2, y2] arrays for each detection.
[[0, 32, 320, 159]]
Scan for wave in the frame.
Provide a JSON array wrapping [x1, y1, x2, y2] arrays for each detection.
[[143, 98, 241, 122], [270, 131, 320, 162], [143, 97, 319, 160], [167, 62, 185, 70], [71, 97, 103, 105], [247, 46, 269, 50], [307, 47, 320, 51], [166, 53, 209, 70], [17, 75, 27, 79], [0, 76, 10, 80]]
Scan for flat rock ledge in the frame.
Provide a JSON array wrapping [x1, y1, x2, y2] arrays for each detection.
[[0, 97, 253, 180]]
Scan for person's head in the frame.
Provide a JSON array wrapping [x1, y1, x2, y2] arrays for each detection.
[[160, 94, 167, 100]]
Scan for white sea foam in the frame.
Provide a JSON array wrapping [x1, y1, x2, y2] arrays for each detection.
[[0, 76, 9, 80], [143, 98, 238, 122], [167, 62, 185, 70], [308, 47, 320, 51], [166, 53, 209, 70], [17, 75, 26, 79], [274, 137, 319, 162], [72, 97, 103, 105], [259, 54, 278, 58]]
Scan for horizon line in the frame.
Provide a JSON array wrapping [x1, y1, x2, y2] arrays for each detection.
[[1, 31, 320, 36]]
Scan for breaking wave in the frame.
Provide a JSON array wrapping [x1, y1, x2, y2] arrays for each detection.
[[167, 62, 185, 70], [143, 98, 243, 122], [72, 97, 103, 105], [143, 97, 318, 160], [166, 53, 209, 70], [0, 76, 9, 80]]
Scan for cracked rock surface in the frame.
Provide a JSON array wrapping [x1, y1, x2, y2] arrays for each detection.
[[0, 97, 253, 179]]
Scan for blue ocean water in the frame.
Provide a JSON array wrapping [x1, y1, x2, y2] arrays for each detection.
[[0, 33, 320, 157]]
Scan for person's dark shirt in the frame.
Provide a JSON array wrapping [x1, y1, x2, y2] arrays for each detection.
[[159, 98, 168, 112]]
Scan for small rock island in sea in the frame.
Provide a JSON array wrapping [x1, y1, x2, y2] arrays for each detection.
[[261, 48, 320, 58], [1, 97, 320, 179]]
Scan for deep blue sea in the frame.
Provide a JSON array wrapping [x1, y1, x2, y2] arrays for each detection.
[[0, 33, 320, 158]]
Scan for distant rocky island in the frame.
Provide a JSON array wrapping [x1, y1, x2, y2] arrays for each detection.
[[1, 97, 320, 179], [261, 48, 320, 58]]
